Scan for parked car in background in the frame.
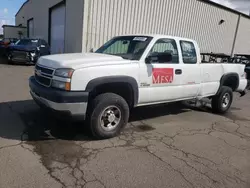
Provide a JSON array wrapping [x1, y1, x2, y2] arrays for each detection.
[[0, 38, 18, 57], [7, 38, 50, 64]]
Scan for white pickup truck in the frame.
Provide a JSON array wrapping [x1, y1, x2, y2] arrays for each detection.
[[29, 35, 247, 139]]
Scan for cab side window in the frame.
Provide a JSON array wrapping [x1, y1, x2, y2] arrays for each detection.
[[180, 41, 197, 64], [149, 38, 179, 64]]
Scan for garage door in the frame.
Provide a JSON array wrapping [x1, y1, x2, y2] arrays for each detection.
[[50, 3, 65, 54]]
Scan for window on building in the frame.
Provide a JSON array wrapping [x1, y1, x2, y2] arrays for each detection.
[[180, 41, 197, 64]]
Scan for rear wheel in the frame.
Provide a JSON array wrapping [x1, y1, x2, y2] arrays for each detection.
[[87, 93, 129, 139], [212, 86, 233, 114]]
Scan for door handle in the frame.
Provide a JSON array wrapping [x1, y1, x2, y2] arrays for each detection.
[[175, 69, 182, 75]]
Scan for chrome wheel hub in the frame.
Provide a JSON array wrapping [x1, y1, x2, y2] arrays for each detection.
[[100, 106, 121, 131], [222, 93, 230, 108], [107, 111, 116, 122]]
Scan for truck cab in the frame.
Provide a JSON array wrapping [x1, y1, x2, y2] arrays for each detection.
[[29, 34, 247, 139]]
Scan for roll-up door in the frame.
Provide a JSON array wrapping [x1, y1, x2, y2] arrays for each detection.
[[50, 3, 65, 54]]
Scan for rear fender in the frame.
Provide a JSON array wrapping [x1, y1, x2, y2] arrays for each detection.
[[217, 73, 239, 95]]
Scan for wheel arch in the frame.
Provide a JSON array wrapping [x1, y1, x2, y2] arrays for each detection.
[[85, 76, 139, 107], [217, 73, 239, 94]]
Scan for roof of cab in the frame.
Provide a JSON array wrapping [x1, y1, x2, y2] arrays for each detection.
[[113, 34, 196, 42]]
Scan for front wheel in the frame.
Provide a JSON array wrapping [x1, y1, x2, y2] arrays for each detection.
[[88, 93, 130, 139], [211, 86, 233, 114]]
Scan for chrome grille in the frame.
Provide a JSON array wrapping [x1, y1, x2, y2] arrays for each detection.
[[34, 64, 54, 87]]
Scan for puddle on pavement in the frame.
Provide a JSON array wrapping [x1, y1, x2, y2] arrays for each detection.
[[31, 140, 84, 166], [223, 111, 250, 122], [230, 107, 242, 111], [130, 124, 156, 132]]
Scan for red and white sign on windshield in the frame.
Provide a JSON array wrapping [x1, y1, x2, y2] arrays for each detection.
[[152, 68, 174, 84]]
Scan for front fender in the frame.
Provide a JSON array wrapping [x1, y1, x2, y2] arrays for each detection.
[[85, 76, 139, 106]]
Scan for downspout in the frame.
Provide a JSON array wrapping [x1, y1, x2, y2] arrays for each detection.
[[82, 0, 91, 52], [231, 14, 241, 57]]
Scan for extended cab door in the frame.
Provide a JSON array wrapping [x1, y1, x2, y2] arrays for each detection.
[[177, 40, 201, 98], [138, 38, 184, 104]]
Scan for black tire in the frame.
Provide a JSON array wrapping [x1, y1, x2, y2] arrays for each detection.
[[247, 80, 250, 90], [87, 93, 130, 139], [211, 86, 233, 114]]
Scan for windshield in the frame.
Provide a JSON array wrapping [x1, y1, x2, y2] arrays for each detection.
[[15, 39, 38, 47], [95, 36, 153, 60]]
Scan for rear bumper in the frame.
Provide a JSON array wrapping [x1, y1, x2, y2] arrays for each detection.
[[29, 76, 89, 120]]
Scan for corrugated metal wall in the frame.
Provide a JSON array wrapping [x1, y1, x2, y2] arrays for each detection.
[[83, 0, 240, 54], [234, 16, 250, 54]]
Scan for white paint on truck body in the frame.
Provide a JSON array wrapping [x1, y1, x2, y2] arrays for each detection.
[[36, 34, 247, 107]]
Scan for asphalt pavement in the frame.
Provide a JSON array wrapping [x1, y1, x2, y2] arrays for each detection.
[[0, 59, 249, 188]]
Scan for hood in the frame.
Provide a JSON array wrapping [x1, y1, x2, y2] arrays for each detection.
[[37, 53, 132, 69], [9, 45, 37, 52]]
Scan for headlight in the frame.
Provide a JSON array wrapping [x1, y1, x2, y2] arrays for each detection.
[[54, 68, 74, 78], [52, 80, 71, 91], [30, 52, 36, 57]]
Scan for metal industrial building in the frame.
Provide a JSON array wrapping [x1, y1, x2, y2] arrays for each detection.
[[15, 0, 250, 55]]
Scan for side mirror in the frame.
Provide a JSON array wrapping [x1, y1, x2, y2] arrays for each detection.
[[146, 52, 172, 64], [90, 47, 97, 53]]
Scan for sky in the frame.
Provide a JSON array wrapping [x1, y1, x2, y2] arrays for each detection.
[[0, 0, 250, 34], [0, 0, 26, 34], [211, 0, 250, 14]]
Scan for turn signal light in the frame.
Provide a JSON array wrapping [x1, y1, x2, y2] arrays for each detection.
[[65, 82, 71, 91]]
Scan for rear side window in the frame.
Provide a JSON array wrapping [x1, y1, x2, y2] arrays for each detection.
[[180, 41, 197, 64]]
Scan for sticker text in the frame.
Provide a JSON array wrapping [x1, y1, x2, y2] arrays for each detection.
[[152, 68, 174, 84]]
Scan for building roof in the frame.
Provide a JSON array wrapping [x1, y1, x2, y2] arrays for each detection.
[[15, 0, 29, 17], [15, 0, 250, 19], [200, 0, 250, 18], [2, 25, 27, 29]]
